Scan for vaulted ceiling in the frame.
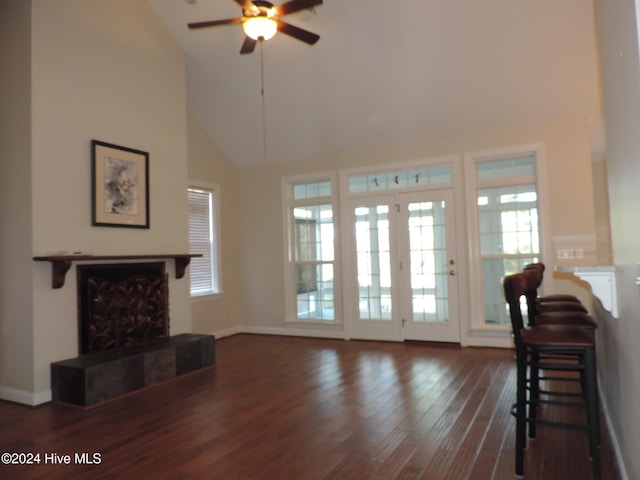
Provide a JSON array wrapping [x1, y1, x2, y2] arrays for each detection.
[[148, 0, 600, 168]]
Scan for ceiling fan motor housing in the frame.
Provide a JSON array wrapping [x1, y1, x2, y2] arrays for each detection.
[[244, 1, 276, 19]]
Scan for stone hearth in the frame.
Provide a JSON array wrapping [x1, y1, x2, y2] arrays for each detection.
[[51, 333, 215, 406]]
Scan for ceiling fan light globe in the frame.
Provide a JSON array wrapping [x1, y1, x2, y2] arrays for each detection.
[[243, 17, 278, 41]]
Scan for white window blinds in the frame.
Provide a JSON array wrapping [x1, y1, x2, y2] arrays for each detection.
[[188, 187, 218, 296]]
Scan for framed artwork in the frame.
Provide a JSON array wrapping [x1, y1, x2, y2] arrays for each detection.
[[91, 140, 149, 228]]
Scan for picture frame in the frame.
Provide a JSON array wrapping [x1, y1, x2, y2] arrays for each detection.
[[91, 140, 149, 229]]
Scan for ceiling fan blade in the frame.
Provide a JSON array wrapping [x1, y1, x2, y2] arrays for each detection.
[[276, 21, 320, 45], [275, 0, 323, 17], [188, 18, 244, 29], [240, 36, 258, 54]]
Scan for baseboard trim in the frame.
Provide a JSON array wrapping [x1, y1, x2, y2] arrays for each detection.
[[214, 326, 516, 346], [238, 325, 347, 339], [209, 326, 244, 339], [0, 386, 51, 406], [599, 383, 629, 480]]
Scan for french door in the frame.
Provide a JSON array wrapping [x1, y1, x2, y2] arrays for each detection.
[[347, 189, 460, 342]]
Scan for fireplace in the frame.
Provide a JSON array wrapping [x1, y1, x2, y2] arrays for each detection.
[[51, 260, 215, 406], [77, 262, 169, 355]]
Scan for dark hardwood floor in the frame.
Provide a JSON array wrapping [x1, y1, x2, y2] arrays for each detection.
[[0, 334, 620, 479]]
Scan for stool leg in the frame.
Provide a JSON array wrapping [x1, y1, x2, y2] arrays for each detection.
[[585, 347, 601, 480], [528, 351, 539, 439], [516, 351, 527, 477]]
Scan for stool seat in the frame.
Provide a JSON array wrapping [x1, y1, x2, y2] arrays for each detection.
[[536, 300, 587, 314], [521, 324, 595, 347], [537, 293, 581, 303]]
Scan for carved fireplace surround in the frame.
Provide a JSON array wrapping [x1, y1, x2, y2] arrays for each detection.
[[76, 262, 169, 354]]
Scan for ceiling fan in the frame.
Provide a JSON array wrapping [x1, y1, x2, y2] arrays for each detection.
[[188, 0, 323, 54]]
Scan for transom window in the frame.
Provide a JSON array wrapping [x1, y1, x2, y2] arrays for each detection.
[[348, 164, 452, 193]]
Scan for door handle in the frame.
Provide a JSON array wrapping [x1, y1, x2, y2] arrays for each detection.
[[449, 270, 456, 276]]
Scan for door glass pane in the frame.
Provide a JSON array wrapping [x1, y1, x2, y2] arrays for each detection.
[[408, 201, 449, 322], [355, 205, 391, 320]]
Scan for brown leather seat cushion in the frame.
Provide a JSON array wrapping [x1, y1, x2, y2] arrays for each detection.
[[520, 324, 595, 347], [537, 294, 581, 303], [535, 311, 597, 328], [536, 301, 588, 313]]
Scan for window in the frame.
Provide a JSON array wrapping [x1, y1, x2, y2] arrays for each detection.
[[348, 164, 452, 193], [188, 184, 220, 297], [466, 148, 544, 327], [284, 176, 337, 322]]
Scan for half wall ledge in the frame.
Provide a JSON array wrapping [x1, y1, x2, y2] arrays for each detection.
[[555, 265, 618, 318], [33, 254, 201, 289]]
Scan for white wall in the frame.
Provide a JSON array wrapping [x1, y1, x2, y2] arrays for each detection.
[[237, 116, 601, 343], [594, 1, 640, 477], [0, 0, 35, 400], [231, 1, 603, 345], [0, 0, 192, 405], [187, 113, 244, 337]]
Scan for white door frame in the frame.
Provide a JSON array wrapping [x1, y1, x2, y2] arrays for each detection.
[[339, 155, 466, 343], [398, 188, 461, 342]]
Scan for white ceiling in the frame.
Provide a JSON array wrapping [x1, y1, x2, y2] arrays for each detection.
[[148, 0, 599, 168]]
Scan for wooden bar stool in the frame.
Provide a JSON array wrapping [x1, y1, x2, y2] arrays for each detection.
[[524, 264, 597, 329], [503, 270, 601, 479], [524, 263, 582, 304]]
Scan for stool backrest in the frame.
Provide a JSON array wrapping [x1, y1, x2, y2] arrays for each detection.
[[524, 262, 545, 274], [522, 263, 545, 319], [503, 271, 538, 343]]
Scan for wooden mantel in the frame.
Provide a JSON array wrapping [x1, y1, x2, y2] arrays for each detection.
[[33, 254, 201, 289]]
